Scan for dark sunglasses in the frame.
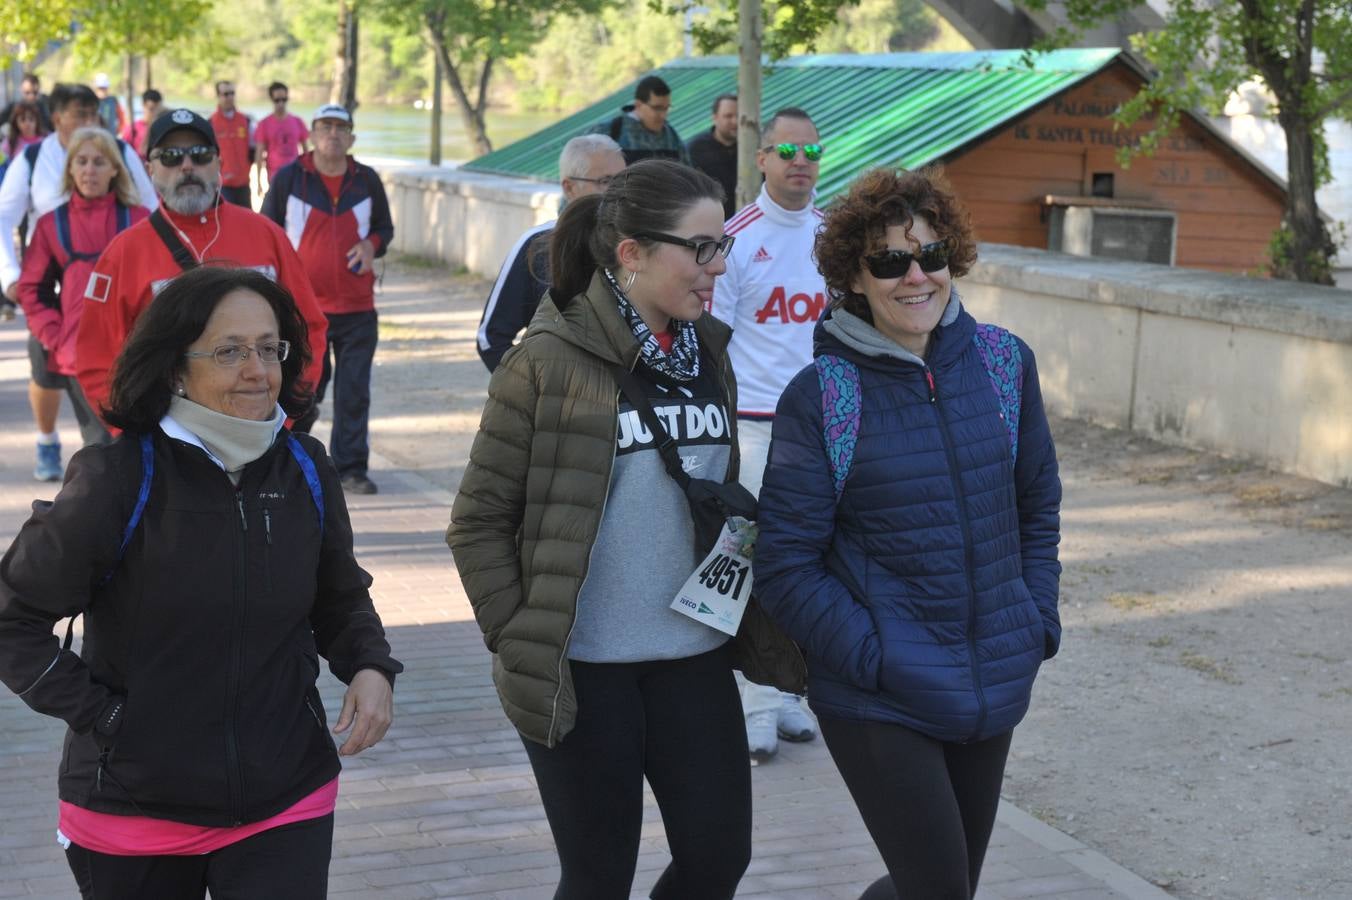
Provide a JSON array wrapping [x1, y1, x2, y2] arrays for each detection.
[[151, 146, 218, 167], [272, 95, 289, 103], [864, 241, 949, 278], [763, 142, 823, 162], [632, 231, 735, 265]]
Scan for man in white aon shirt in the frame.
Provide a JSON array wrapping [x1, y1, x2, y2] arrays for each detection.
[[708, 107, 826, 762]]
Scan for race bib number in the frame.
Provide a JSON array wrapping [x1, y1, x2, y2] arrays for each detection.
[[671, 518, 756, 636]]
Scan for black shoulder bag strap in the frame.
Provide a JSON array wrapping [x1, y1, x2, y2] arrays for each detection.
[[148, 209, 200, 272], [610, 363, 690, 489]]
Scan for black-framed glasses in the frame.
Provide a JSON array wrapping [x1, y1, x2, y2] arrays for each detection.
[[272, 95, 289, 103], [763, 142, 823, 162], [569, 174, 617, 188], [314, 121, 352, 134], [151, 145, 218, 168], [631, 231, 735, 265], [184, 341, 290, 367], [863, 241, 949, 279]]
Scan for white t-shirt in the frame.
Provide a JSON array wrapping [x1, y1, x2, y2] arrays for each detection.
[[708, 184, 826, 417]]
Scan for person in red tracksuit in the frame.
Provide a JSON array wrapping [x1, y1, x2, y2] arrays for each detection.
[[75, 109, 327, 424], [261, 104, 392, 495]]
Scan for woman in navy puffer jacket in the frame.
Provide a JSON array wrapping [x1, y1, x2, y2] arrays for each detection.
[[755, 167, 1062, 900]]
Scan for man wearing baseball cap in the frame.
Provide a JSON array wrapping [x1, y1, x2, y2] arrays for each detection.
[[261, 104, 392, 495], [75, 108, 328, 419], [92, 73, 128, 139]]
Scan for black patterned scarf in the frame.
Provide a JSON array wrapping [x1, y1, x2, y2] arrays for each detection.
[[602, 267, 701, 383]]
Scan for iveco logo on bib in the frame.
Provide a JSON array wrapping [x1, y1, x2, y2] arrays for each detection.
[[616, 403, 727, 449], [755, 286, 827, 324]]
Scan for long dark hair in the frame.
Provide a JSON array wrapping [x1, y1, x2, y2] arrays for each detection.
[[103, 266, 313, 432], [548, 159, 724, 305]]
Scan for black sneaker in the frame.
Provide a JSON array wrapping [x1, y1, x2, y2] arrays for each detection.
[[341, 473, 378, 495]]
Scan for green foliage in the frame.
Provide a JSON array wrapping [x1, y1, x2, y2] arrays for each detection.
[[810, 0, 941, 54], [503, 0, 684, 112], [657, 0, 866, 59], [3, 0, 217, 71]]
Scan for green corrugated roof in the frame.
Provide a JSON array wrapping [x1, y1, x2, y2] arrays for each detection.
[[463, 48, 1124, 202]]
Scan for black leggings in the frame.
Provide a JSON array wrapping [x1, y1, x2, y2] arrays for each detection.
[[522, 645, 751, 900], [819, 716, 1013, 900], [64, 813, 333, 900]]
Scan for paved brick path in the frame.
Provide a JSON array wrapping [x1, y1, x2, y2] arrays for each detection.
[[0, 297, 1167, 899]]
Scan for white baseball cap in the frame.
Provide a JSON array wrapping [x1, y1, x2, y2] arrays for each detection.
[[93, 73, 111, 89], [313, 104, 353, 126]]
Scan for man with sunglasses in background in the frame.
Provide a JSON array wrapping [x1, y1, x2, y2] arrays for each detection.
[[255, 82, 309, 192], [587, 75, 691, 166], [709, 106, 827, 763], [209, 81, 256, 208], [75, 109, 327, 421], [261, 104, 391, 495], [475, 133, 625, 371]]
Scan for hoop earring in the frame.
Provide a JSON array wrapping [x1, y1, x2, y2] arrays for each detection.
[[623, 270, 637, 292]]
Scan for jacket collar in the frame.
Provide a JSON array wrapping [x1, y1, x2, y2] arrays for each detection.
[[815, 287, 973, 370], [753, 183, 819, 228]]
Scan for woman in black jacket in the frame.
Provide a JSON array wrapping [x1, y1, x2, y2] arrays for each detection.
[[0, 266, 402, 900]]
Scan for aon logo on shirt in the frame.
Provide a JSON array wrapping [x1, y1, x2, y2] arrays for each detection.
[[755, 286, 827, 324]]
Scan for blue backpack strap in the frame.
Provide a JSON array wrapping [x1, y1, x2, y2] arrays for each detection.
[[24, 141, 41, 185], [115, 201, 131, 232], [286, 435, 325, 538], [815, 354, 863, 499], [973, 324, 1024, 462], [54, 203, 74, 259], [71, 435, 157, 651]]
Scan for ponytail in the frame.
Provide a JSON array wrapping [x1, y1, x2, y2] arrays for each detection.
[[548, 193, 602, 307]]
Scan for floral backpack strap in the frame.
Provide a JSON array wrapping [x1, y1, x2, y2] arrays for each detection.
[[973, 324, 1024, 462], [815, 354, 862, 499]]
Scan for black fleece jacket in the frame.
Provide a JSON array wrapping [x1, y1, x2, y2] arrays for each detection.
[[0, 428, 402, 826]]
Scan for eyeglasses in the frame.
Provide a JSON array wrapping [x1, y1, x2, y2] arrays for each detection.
[[272, 95, 288, 103], [863, 241, 949, 279], [151, 145, 218, 167], [631, 231, 734, 265], [219, 90, 235, 97], [314, 121, 352, 134], [184, 341, 290, 367], [639, 100, 671, 113], [569, 174, 616, 187], [763, 143, 823, 162]]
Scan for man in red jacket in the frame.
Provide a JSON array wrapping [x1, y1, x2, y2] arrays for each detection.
[[261, 104, 392, 495], [76, 109, 327, 421]]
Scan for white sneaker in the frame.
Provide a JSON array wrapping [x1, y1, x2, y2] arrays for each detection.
[[777, 693, 817, 742], [746, 709, 778, 762]]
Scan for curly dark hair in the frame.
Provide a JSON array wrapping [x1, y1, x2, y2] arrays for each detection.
[[814, 167, 978, 322], [103, 266, 313, 432]]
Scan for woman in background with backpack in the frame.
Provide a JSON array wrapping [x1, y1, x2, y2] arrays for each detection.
[[0, 266, 401, 899], [754, 167, 1063, 899], [16, 126, 147, 474]]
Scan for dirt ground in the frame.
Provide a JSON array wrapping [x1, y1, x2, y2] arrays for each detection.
[[362, 257, 1352, 900]]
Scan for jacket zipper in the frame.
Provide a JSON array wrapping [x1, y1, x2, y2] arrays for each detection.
[[547, 368, 625, 748], [225, 489, 249, 823], [925, 364, 988, 741]]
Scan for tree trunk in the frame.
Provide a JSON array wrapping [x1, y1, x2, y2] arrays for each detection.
[[430, 50, 443, 165], [332, 0, 360, 111], [124, 54, 135, 136], [736, 0, 762, 211], [1277, 111, 1334, 285], [425, 21, 493, 156], [144, 57, 153, 92]]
